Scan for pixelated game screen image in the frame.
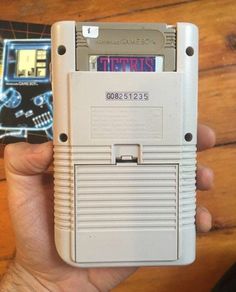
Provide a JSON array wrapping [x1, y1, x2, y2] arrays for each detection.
[[0, 21, 52, 144]]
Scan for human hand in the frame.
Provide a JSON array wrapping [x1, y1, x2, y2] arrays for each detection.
[[0, 124, 215, 292]]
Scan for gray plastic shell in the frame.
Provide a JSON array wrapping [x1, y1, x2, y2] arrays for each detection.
[[51, 21, 198, 267], [75, 22, 176, 71]]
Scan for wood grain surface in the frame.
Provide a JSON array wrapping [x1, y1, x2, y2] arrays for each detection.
[[0, 0, 236, 291]]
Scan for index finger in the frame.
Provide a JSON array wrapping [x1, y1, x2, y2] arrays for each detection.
[[197, 124, 216, 152]]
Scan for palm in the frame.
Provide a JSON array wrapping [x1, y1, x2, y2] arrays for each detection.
[[4, 124, 215, 291], [5, 145, 136, 291]]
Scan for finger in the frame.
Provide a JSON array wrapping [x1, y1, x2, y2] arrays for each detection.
[[4, 142, 53, 177], [196, 206, 212, 232], [197, 124, 216, 152], [4, 142, 57, 270], [196, 165, 214, 191]]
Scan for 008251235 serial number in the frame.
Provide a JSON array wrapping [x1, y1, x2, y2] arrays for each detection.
[[106, 91, 149, 101]]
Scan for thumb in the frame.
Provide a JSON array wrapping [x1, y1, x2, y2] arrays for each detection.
[[4, 142, 53, 177], [3, 142, 54, 255]]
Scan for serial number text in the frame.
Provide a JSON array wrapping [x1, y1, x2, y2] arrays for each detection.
[[106, 91, 149, 101]]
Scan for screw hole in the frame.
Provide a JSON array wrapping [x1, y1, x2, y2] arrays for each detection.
[[59, 133, 68, 142], [57, 45, 66, 55], [185, 133, 193, 142], [186, 46, 194, 56]]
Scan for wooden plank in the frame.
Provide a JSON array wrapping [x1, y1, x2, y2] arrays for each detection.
[[199, 65, 236, 145], [97, 0, 236, 72], [0, 0, 192, 23], [112, 228, 236, 292], [0, 159, 5, 181], [0, 142, 5, 178], [0, 146, 5, 159], [0, 182, 15, 260], [0, 260, 12, 280]]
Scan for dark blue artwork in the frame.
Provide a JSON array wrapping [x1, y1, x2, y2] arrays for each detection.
[[0, 21, 52, 143]]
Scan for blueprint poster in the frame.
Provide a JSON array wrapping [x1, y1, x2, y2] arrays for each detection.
[[0, 20, 52, 143]]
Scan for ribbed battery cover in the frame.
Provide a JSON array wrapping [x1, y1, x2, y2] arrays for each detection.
[[75, 163, 178, 263]]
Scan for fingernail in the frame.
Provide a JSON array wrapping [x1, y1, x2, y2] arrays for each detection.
[[206, 167, 214, 177], [31, 143, 47, 154], [197, 206, 210, 213]]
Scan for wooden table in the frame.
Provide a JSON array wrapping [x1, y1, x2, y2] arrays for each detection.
[[0, 0, 236, 291]]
